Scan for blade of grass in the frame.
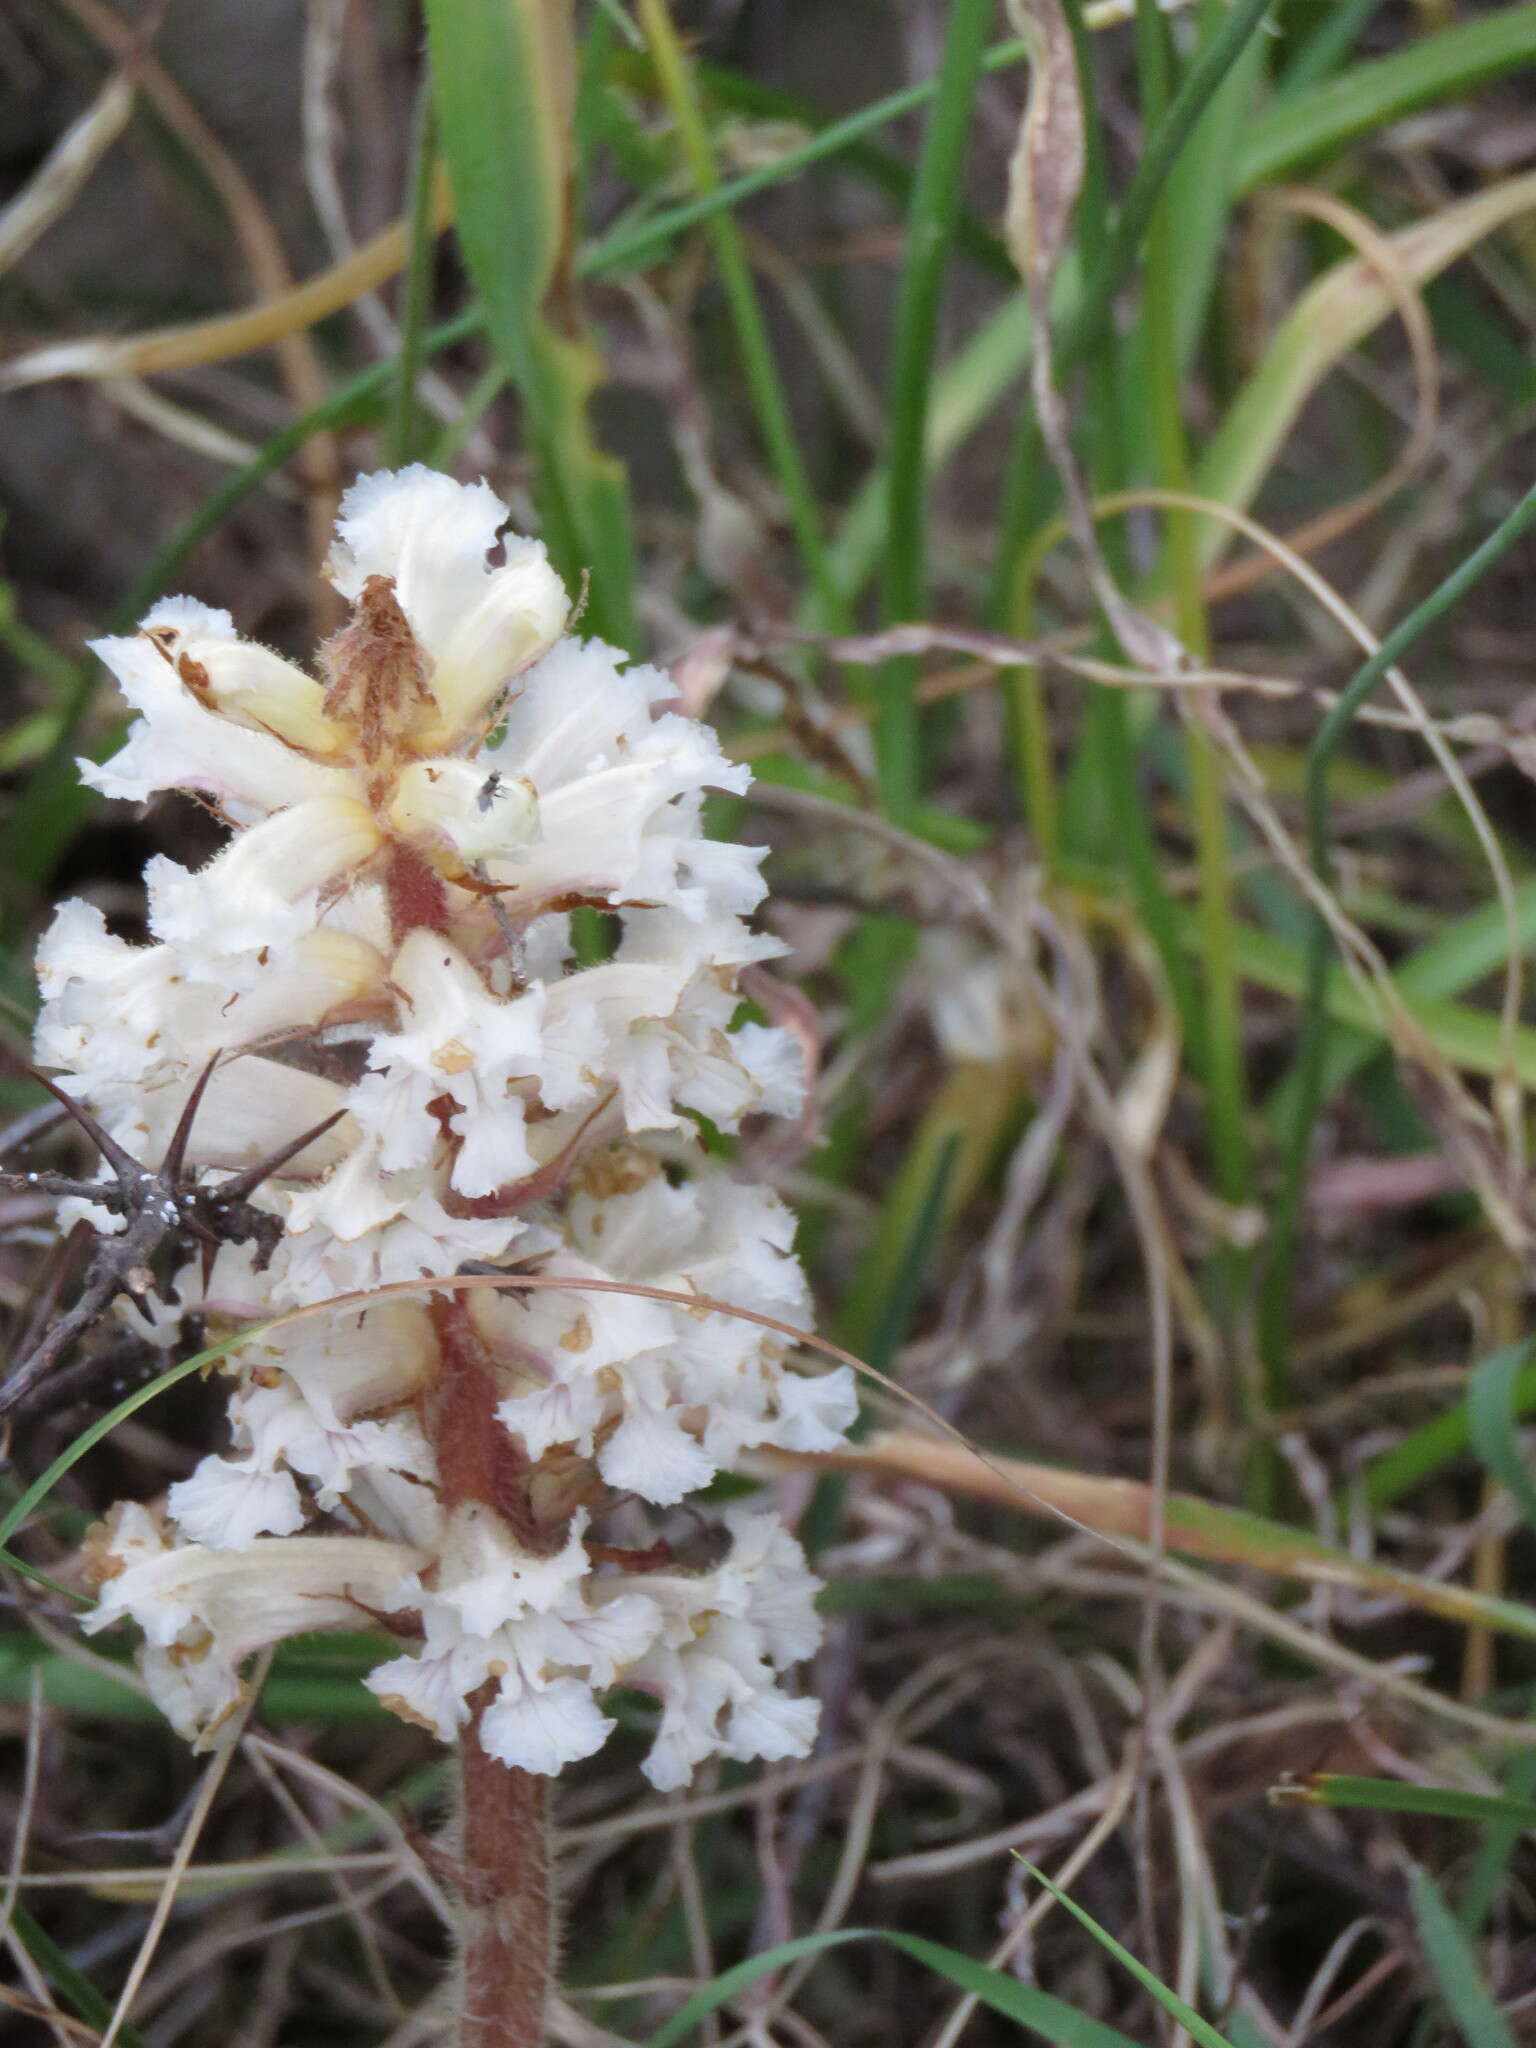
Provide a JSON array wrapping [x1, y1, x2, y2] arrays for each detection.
[[1458, 1748, 1536, 1938], [1195, 170, 1536, 572], [1162, 906, 1536, 1095], [1019, 1862, 1239, 2048], [633, 0, 841, 628], [1238, 5, 1536, 196], [646, 1925, 1147, 2048], [874, 0, 995, 819], [1135, 0, 1252, 1243], [1357, 1358, 1536, 1517], [1409, 1865, 1519, 2048], [807, 1429, 1536, 1646], [1468, 1338, 1536, 1537], [1287, 1775, 1536, 1830], [10, 1904, 153, 2048], [1264, 877, 1536, 1138], [1257, 478, 1536, 1435], [424, 0, 636, 647]]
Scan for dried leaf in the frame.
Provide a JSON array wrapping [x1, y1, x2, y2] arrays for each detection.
[[1002, 0, 1085, 292], [0, 71, 134, 279]]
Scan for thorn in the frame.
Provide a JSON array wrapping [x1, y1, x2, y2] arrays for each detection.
[[0, 1049, 141, 1185], [161, 1053, 222, 1183], [213, 1107, 346, 1204]]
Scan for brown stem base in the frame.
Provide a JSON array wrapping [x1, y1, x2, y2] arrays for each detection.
[[455, 1705, 552, 2048]]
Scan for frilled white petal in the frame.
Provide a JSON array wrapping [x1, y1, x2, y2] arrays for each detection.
[[722, 1686, 820, 1767], [479, 640, 749, 913], [85, 630, 352, 821], [495, 1374, 606, 1464], [243, 1301, 435, 1432], [598, 1390, 715, 1506], [236, 1381, 436, 1502], [479, 1676, 613, 1775], [366, 1649, 468, 1740], [767, 1367, 859, 1452], [84, 1507, 423, 1742], [361, 932, 552, 1195], [167, 1456, 306, 1548], [327, 467, 568, 738], [732, 1023, 807, 1119], [273, 1172, 523, 1305], [543, 1589, 659, 1687], [719, 1510, 825, 1666], [36, 906, 384, 1119]]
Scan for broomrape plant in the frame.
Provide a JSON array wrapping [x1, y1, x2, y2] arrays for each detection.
[[34, 466, 856, 2044]]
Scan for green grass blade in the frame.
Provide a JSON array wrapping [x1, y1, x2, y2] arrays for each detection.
[[589, 39, 1027, 282], [10, 1903, 153, 2048], [1468, 1338, 1536, 1537], [1195, 173, 1536, 570], [874, 0, 994, 819], [633, 0, 840, 626], [0, 1324, 273, 1563], [1358, 1367, 1536, 1516], [1164, 904, 1536, 1093], [1409, 1864, 1519, 2048], [1238, 6, 1536, 196], [1296, 1775, 1536, 1829], [1264, 877, 1536, 1137], [1156, 0, 1269, 372], [1459, 1749, 1536, 1938], [424, 0, 636, 647], [646, 1926, 1145, 2048], [1018, 1863, 1238, 2048]]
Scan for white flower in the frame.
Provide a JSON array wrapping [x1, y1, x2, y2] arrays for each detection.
[[83, 1502, 421, 1744], [47, 465, 847, 1791]]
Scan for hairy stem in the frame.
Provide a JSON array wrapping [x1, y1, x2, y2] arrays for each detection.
[[456, 1702, 552, 2048]]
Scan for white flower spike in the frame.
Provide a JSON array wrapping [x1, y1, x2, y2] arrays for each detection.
[[43, 467, 855, 1794]]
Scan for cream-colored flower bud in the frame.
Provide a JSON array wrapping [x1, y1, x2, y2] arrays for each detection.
[[141, 597, 348, 756]]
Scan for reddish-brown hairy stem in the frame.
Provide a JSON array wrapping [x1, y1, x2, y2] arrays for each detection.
[[427, 1297, 562, 2047], [456, 1697, 553, 2048]]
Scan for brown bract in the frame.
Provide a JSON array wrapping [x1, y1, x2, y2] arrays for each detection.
[[321, 573, 436, 764]]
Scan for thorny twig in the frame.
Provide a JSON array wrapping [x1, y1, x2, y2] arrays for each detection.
[[0, 1052, 343, 1422]]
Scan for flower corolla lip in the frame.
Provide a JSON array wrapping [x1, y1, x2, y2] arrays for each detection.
[[326, 466, 569, 742], [167, 1456, 307, 1549], [478, 1676, 615, 1774]]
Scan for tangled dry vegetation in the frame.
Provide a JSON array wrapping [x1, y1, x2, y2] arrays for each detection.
[[7, 2, 1536, 2045]]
